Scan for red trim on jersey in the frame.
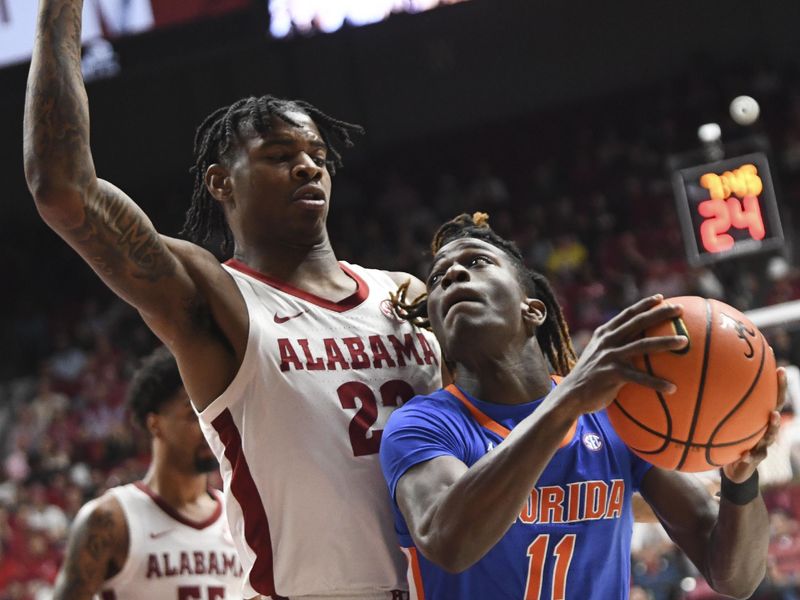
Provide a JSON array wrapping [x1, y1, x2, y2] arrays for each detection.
[[133, 481, 223, 530], [224, 259, 370, 312], [446, 376, 577, 448], [212, 409, 283, 598], [100, 591, 116, 600]]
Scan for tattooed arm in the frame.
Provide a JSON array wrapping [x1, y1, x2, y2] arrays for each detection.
[[22, 1, 248, 410], [23, 0, 188, 317], [52, 495, 128, 600]]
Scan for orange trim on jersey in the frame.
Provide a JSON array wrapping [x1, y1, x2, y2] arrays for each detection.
[[406, 547, 426, 600], [445, 377, 577, 448]]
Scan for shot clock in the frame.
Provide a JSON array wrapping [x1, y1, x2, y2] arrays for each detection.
[[672, 152, 784, 266]]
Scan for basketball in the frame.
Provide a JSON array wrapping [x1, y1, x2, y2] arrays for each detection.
[[607, 296, 777, 472]]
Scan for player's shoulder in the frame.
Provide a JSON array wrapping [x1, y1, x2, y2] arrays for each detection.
[[160, 234, 210, 259], [64, 489, 130, 578], [383, 270, 426, 299], [161, 235, 229, 276], [342, 263, 424, 292], [402, 387, 463, 410], [70, 489, 128, 545], [387, 388, 467, 430]]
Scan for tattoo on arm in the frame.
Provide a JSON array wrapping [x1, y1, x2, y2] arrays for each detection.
[[24, 0, 95, 190], [68, 183, 176, 282], [53, 506, 119, 600]]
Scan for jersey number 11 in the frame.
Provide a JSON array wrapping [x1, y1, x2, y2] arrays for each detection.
[[525, 534, 576, 600]]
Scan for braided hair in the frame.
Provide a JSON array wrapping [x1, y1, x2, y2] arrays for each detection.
[[182, 95, 364, 255], [392, 212, 577, 376]]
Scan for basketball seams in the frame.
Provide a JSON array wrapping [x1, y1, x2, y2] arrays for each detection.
[[642, 352, 673, 453], [704, 333, 768, 467], [608, 350, 674, 456], [675, 299, 713, 470], [607, 296, 775, 472], [621, 423, 767, 451]]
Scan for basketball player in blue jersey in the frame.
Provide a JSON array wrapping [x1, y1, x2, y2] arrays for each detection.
[[380, 212, 786, 599]]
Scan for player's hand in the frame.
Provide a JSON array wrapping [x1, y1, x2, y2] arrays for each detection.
[[553, 294, 688, 416], [722, 366, 787, 483]]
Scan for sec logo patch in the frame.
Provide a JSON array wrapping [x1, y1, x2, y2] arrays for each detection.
[[583, 433, 603, 451]]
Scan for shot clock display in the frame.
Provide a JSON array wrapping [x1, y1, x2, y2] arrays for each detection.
[[672, 152, 784, 266]]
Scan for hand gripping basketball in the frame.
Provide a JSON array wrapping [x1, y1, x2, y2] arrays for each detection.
[[722, 367, 786, 483], [554, 294, 688, 417], [607, 296, 779, 472]]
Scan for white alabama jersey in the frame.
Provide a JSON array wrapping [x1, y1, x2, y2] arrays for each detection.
[[196, 260, 442, 599], [97, 482, 243, 600]]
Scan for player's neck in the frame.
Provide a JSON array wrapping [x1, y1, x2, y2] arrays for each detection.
[[455, 346, 552, 406], [142, 463, 211, 513], [232, 238, 355, 297]]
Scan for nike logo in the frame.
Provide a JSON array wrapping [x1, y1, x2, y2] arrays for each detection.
[[149, 529, 174, 539], [274, 311, 306, 324]]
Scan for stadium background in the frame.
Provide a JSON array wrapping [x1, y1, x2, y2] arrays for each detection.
[[2, 0, 800, 598]]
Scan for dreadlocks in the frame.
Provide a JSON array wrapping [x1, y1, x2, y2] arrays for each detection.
[[392, 212, 578, 376], [182, 95, 364, 255]]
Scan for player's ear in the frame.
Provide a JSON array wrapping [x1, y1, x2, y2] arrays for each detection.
[[522, 298, 547, 335], [205, 164, 234, 205], [145, 412, 162, 439]]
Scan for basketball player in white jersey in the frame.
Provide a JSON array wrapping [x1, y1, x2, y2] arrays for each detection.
[[52, 347, 244, 599], [25, 1, 441, 598]]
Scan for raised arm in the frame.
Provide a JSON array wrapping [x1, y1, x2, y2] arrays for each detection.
[[23, 0, 187, 319], [23, 1, 248, 410], [52, 495, 128, 600]]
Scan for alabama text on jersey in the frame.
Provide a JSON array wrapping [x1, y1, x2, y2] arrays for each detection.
[[196, 261, 442, 598], [98, 482, 242, 599]]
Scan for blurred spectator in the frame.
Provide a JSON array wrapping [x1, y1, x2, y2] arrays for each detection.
[[766, 509, 800, 598]]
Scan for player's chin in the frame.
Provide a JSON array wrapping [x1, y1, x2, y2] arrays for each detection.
[[284, 208, 329, 242], [194, 455, 220, 474], [441, 312, 493, 356]]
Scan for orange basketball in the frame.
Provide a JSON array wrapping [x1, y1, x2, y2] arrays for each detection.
[[606, 296, 777, 472]]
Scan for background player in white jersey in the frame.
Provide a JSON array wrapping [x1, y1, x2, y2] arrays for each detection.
[[52, 346, 244, 599], [24, 1, 441, 598]]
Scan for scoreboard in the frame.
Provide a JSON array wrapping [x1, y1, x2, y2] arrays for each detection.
[[672, 152, 784, 266]]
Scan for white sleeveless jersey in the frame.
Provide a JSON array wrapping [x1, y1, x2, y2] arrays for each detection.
[[97, 482, 243, 600], [196, 261, 442, 599]]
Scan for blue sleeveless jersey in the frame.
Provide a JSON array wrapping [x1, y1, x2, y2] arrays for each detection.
[[379, 384, 653, 600]]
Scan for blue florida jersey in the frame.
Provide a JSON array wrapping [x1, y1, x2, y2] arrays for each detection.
[[379, 381, 653, 600]]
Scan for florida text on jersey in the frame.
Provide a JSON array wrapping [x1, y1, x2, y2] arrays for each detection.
[[380, 382, 652, 600]]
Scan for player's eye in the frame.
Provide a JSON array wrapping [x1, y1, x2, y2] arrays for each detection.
[[312, 155, 327, 167], [427, 271, 444, 288], [469, 255, 492, 267]]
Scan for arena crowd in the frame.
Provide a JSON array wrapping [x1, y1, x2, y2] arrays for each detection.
[[2, 60, 800, 599]]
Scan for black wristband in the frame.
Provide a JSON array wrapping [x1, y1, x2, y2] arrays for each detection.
[[720, 469, 760, 505]]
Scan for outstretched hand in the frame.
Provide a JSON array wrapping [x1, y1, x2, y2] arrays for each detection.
[[554, 294, 688, 416], [722, 366, 787, 483]]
